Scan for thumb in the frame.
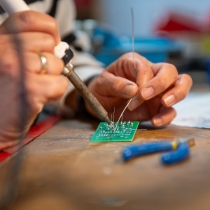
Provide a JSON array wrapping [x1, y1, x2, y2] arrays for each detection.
[[96, 71, 138, 99]]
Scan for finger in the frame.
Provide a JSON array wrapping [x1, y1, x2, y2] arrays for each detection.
[[0, 32, 56, 54], [117, 53, 154, 111], [129, 63, 178, 111], [152, 106, 177, 127], [107, 53, 153, 84], [0, 49, 64, 78], [26, 74, 69, 105], [92, 71, 138, 98], [141, 63, 178, 100], [162, 74, 193, 107], [107, 53, 154, 111], [19, 32, 56, 53], [25, 52, 64, 75], [0, 11, 60, 44], [0, 139, 19, 151]]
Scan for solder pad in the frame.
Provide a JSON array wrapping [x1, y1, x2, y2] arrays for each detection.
[[90, 121, 139, 142]]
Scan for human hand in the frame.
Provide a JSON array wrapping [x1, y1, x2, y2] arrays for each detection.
[[0, 11, 68, 151], [87, 53, 192, 126]]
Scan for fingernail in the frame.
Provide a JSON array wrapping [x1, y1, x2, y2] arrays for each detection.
[[142, 87, 155, 99], [153, 117, 163, 126], [124, 85, 136, 97], [164, 94, 176, 106], [128, 98, 140, 111]]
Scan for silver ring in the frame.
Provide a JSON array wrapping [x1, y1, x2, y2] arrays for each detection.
[[38, 54, 48, 74]]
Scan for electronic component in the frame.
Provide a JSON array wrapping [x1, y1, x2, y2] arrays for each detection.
[[90, 121, 139, 142]]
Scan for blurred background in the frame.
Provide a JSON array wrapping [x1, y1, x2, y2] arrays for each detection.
[[74, 0, 210, 84]]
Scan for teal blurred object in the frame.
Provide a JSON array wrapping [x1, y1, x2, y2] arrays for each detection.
[[93, 28, 183, 66]]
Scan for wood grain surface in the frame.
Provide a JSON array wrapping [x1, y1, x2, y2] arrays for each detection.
[[1, 117, 210, 210]]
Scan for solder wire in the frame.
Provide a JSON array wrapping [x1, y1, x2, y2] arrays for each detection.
[[113, 107, 115, 122], [131, 7, 136, 72], [113, 7, 136, 132], [114, 98, 133, 131]]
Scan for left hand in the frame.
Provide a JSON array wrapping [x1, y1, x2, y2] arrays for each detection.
[[0, 11, 68, 151], [86, 53, 192, 126]]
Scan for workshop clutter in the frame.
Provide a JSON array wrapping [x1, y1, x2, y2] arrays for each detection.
[[154, 10, 210, 83], [155, 11, 210, 58], [92, 26, 183, 66], [77, 8, 210, 83]]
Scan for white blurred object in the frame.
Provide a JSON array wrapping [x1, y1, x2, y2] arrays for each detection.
[[83, 19, 97, 37], [74, 30, 92, 52], [92, 0, 210, 36], [172, 93, 210, 128]]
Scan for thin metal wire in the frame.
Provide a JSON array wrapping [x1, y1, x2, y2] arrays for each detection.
[[131, 7, 136, 72], [113, 107, 115, 122], [113, 7, 136, 132], [114, 98, 133, 131]]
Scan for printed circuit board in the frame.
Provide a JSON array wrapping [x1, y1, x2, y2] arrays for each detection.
[[91, 121, 139, 142]]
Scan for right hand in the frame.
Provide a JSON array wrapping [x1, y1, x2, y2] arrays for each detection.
[[87, 53, 192, 126], [0, 11, 68, 151]]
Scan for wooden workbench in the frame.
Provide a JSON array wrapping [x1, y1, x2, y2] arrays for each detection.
[[1, 115, 210, 210]]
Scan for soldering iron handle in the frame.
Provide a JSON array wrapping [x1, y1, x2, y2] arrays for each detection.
[[0, 0, 29, 14], [122, 142, 174, 161], [0, 0, 71, 62]]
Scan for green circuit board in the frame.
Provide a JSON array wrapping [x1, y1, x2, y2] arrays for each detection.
[[90, 121, 139, 142]]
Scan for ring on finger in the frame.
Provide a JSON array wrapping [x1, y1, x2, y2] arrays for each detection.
[[38, 53, 48, 74]]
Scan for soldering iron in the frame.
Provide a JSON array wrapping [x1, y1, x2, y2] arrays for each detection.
[[0, 0, 111, 124]]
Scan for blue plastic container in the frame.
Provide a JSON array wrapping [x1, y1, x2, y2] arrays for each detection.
[[205, 60, 210, 84], [94, 36, 183, 66]]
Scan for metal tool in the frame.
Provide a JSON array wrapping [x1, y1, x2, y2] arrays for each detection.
[[0, 0, 111, 124], [122, 137, 195, 164]]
